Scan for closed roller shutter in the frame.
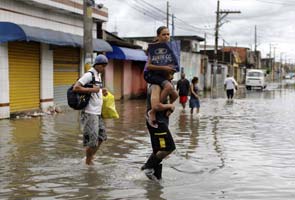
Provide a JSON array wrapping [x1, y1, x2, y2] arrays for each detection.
[[8, 42, 40, 113], [113, 60, 123, 100], [53, 47, 80, 106]]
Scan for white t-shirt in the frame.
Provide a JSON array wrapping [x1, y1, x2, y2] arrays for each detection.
[[224, 77, 238, 90], [78, 68, 103, 115]]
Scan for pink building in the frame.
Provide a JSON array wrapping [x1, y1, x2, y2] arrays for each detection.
[[106, 45, 147, 100]]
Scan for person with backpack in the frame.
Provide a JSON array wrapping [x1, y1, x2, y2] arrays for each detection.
[[224, 74, 238, 101], [72, 54, 108, 165]]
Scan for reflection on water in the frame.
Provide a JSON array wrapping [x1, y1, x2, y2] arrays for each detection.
[[1, 80, 295, 199]]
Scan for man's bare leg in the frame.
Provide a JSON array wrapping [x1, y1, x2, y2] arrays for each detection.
[[85, 141, 102, 165]]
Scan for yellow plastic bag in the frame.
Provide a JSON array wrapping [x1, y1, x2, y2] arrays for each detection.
[[102, 91, 119, 119]]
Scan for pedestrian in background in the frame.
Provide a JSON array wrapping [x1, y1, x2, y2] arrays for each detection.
[[224, 74, 238, 101], [73, 54, 108, 165], [176, 73, 190, 110], [189, 77, 200, 115]]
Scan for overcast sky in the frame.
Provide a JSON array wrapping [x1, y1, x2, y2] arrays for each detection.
[[98, 0, 295, 62]]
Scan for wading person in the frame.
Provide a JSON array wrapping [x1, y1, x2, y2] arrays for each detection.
[[141, 82, 176, 181], [176, 73, 190, 110], [73, 54, 108, 165], [144, 26, 179, 128], [224, 74, 238, 101], [189, 77, 200, 115]]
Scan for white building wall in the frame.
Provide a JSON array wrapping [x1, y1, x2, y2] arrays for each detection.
[[179, 52, 202, 86], [40, 44, 54, 111], [205, 63, 212, 90], [26, 0, 108, 21], [0, 0, 97, 36], [0, 43, 10, 119]]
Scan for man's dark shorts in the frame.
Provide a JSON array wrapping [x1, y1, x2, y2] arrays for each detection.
[[144, 71, 168, 88], [226, 89, 234, 99], [146, 121, 176, 154]]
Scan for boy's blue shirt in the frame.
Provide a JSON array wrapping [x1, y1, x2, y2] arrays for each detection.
[[147, 40, 180, 72]]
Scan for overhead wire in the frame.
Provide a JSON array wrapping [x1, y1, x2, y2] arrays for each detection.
[[121, 0, 165, 21], [255, 0, 295, 6], [134, 0, 167, 16], [232, 0, 295, 5], [123, 0, 214, 37]]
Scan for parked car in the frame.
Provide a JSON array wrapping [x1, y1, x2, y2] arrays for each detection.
[[245, 69, 267, 90], [284, 74, 291, 79], [284, 73, 294, 79]]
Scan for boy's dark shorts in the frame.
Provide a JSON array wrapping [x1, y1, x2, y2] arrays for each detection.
[[146, 121, 176, 154], [144, 71, 168, 87]]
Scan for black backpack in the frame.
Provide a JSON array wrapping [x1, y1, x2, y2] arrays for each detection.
[[67, 71, 95, 110]]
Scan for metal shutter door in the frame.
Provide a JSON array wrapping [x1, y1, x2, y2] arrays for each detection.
[[8, 42, 40, 113], [53, 47, 80, 106]]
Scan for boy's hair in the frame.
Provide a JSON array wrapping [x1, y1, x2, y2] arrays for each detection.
[[192, 77, 198, 84], [157, 26, 168, 36]]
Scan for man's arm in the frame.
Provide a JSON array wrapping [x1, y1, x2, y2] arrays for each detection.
[[73, 81, 100, 94], [190, 84, 199, 99], [176, 81, 180, 91], [186, 80, 190, 91]]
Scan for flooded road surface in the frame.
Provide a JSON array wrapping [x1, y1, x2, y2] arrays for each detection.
[[1, 80, 295, 199]]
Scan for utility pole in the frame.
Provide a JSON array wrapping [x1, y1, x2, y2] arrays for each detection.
[[166, 1, 169, 29], [280, 52, 284, 80], [273, 46, 276, 81], [204, 33, 207, 56], [83, 0, 94, 69], [254, 25, 257, 52], [213, 0, 240, 96], [204, 32, 207, 90], [269, 43, 272, 79], [254, 25, 258, 68], [172, 13, 175, 37], [222, 39, 225, 63]]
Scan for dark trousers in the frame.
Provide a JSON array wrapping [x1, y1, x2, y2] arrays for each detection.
[[226, 89, 234, 99]]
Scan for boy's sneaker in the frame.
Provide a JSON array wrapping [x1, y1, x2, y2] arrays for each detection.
[[154, 164, 162, 180], [143, 168, 158, 181]]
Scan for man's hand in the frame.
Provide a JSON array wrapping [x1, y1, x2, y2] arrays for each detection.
[[102, 88, 108, 96], [166, 104, 175, 117], [92, 85, 100, 93]]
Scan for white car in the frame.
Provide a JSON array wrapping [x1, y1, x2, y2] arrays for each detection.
[[245, 69, 267, 90]]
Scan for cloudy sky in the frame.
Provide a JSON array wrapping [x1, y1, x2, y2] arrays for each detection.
[[98, 0, 295, 62]]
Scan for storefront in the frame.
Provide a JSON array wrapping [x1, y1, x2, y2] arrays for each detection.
[[53, 47, 80, 106], [8, 42, 40, 113], [0, 22, 112, 118], [106, 45, 147, 100]]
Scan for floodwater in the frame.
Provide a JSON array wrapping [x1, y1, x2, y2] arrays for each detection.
[[1, 80, 295, 200]]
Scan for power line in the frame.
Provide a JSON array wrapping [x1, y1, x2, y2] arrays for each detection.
[[255, 0, 295, 6], [122, 0, 214, 37], [233, 0, 295, 6], [134, 0, 167, 16], [122, 0, 165, 21], [174, 16, 214, 31]]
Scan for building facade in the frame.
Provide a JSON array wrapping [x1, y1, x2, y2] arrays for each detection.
[[104, 31, 147, 100], [0, 0, 112, 119]]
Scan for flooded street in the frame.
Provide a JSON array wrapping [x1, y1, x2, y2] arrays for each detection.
[[1, 80, 295, 200]]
